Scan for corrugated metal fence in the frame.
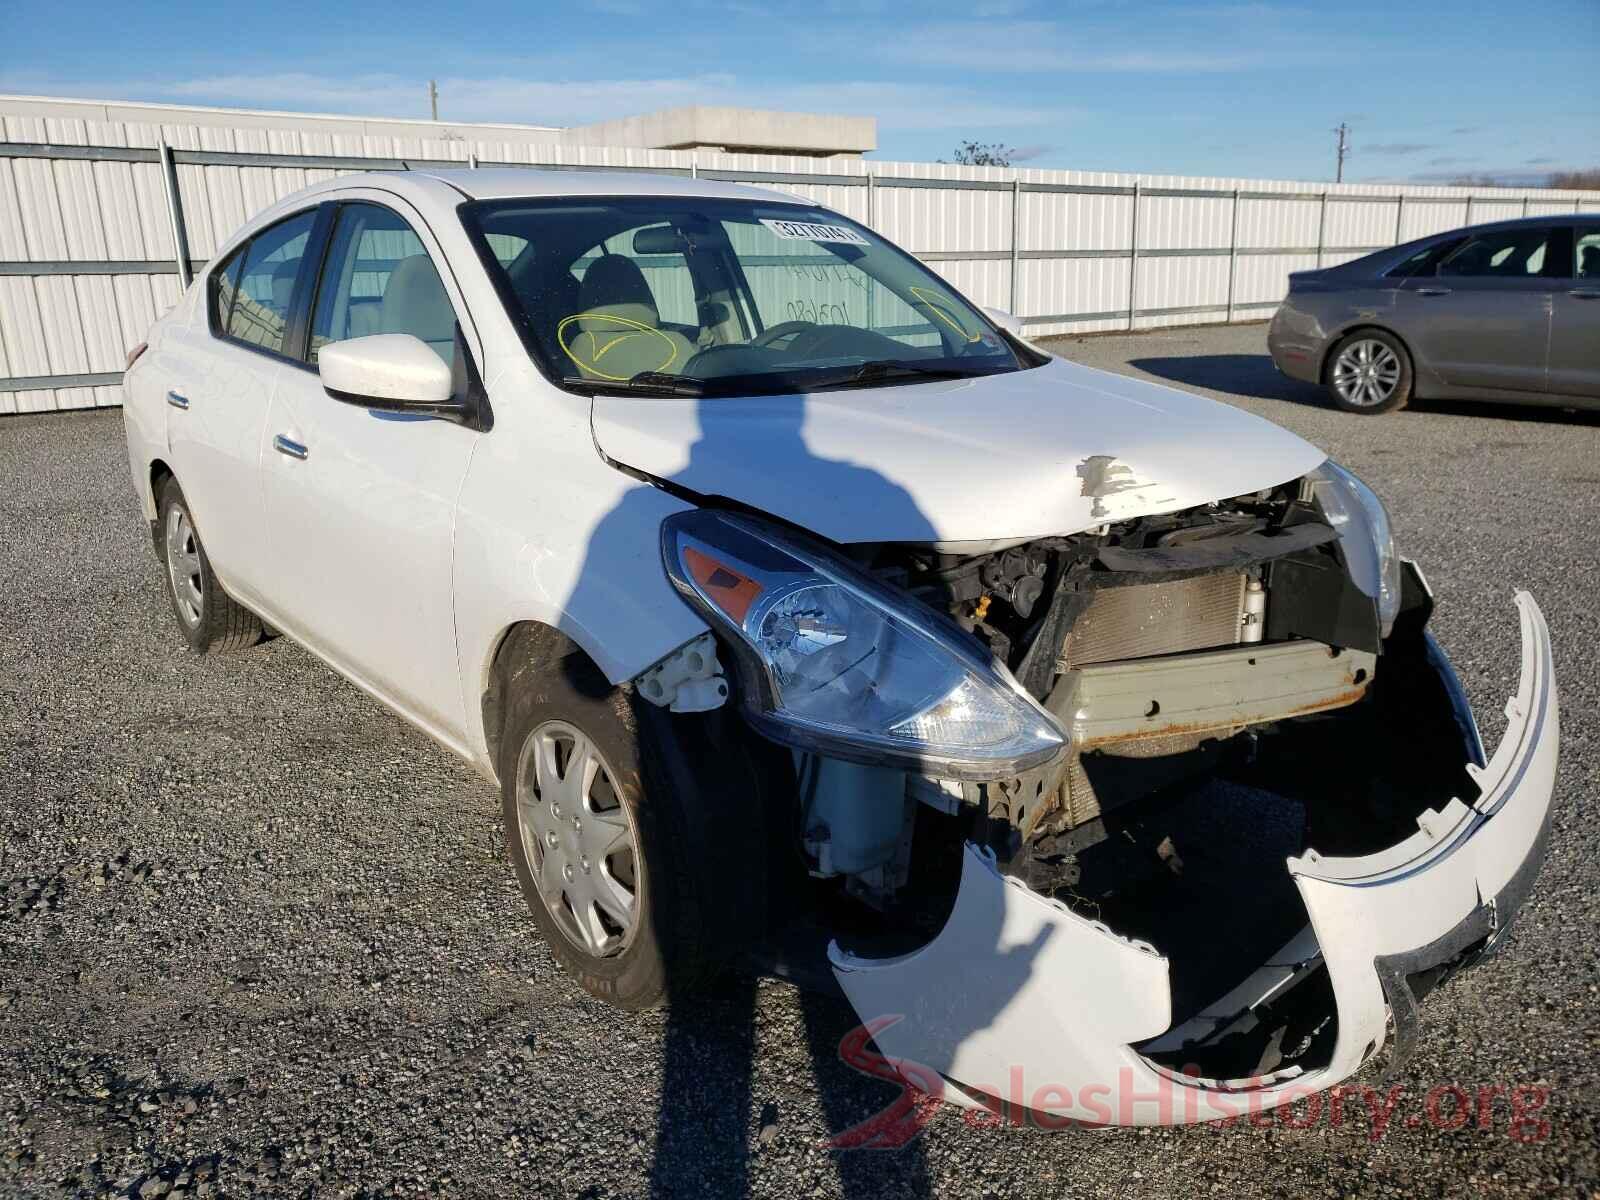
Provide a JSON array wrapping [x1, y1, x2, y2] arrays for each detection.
[[3, 109, 1598, 413]]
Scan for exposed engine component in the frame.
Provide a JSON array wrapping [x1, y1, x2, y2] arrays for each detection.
[[843, 484, 1380, 896], [1061, 572, 1253, 667]]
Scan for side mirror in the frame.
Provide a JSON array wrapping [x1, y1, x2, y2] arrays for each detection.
[[983, 307, 1024, 338], [319, 334, 461, 417]]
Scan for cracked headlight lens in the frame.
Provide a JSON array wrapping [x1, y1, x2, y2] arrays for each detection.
[[662, 510, 1066, 779], [1307, 460, 1401, 637]]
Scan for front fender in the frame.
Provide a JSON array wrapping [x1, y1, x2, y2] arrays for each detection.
[[451, 384, 709, 767]]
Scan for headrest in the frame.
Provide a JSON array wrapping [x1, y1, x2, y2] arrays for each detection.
[[577, 255, 658, 331], [381, 255, 456, 343]]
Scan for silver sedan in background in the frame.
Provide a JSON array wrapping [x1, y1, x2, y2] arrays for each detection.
[[1269, 215, 1599, 414]]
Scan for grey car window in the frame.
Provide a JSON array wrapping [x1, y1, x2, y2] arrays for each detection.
[[1386, 239, 1462, 278], [1437, 227, 1551, 278]]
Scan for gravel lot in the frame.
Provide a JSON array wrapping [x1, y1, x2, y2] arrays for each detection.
[[2, 321, 1597, 1198]]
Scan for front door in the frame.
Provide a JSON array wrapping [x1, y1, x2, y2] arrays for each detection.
[[262, 197, 481, 741], [1396, 224, 1557, 394]]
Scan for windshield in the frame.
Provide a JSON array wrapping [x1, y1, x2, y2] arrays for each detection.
[[460, 196, 1036, 396]]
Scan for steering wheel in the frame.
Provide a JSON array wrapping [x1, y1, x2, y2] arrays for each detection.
[[750, 320, 819, 350]]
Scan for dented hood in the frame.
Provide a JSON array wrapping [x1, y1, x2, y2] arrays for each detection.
[[591, 356, 1326, 545]]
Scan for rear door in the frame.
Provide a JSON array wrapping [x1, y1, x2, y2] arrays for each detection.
[[261, 195, 481, 740], [163, 208, 320, 602], [1548, 223, 1600, 400], [1396, 224, 1559, 394]]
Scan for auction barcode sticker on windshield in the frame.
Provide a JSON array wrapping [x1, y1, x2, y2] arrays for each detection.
[[760, 218, 870, 246]]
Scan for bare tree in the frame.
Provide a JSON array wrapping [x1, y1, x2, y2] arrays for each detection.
[[1447, 168, 1600, 189], [944, 140, 1017, 167], [1549, 168, 1600, 190]]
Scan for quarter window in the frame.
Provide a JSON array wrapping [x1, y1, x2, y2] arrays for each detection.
[[311, 203, 456, 365], [1437, 227, 1552, 278], [222, 211, 318, 354]]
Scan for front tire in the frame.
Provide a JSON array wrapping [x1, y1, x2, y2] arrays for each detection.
[[499, 644, 765, 1011], [1325, 329, 1413, 415], [156, 477, 263, 654]]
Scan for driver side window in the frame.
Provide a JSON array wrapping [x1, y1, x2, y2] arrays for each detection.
[[310, 203, 457, 365]]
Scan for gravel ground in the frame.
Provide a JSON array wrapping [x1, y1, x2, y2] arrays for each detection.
[[2, 321, 1597, 1198]]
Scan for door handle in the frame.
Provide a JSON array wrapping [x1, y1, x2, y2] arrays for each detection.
[[1414, 287, 1452, 296], [1570, 288, 1600, 299], [166, 390, 189, 409], [272, 434, 309, 461]]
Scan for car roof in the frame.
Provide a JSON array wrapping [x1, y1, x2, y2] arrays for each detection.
[[415, 167, 800, 205], [1430, 212, 1593, 237], [209, 168, 819, 267]]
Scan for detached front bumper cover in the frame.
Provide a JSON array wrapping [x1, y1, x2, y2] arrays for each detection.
[[829, 592, 1558, 1126]]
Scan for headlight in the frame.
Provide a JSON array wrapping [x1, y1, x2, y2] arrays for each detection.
[[661, 509, 1066, 779], [1306, 460, 1400, 636]]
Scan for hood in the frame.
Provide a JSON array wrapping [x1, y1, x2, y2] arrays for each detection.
[[591, 357, 1326, 546]]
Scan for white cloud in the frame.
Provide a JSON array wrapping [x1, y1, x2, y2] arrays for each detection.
[[1, 70, 1084, 136], [879, 7, 1346, 74]]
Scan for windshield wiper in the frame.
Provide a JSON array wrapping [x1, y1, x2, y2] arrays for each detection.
[[812, 359, 990, 390], [575, 371, 707, 398]]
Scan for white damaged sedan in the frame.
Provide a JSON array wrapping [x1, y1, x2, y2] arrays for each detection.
[[121, 169, 1558, 1126]]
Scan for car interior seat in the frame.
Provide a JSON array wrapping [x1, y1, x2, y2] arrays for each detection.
[[561, 254, 694, 380], [381, 255, 457, 364]]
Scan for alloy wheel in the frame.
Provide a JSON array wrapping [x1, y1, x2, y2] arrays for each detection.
[[1331, 339, 1401, 408]]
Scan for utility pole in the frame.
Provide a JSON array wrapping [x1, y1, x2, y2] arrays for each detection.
[[1333, 122, 1349, 183], [428, 80, 439, 122]]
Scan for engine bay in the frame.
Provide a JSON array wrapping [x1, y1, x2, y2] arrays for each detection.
[[739, 479, 1478, 1085]]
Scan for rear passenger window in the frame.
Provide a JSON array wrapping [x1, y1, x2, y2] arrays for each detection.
[[310, 203, 456, 365], [221, 211, 318, 355]]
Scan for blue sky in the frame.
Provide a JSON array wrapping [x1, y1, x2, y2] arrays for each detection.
[[2, 0, 1595, 182]]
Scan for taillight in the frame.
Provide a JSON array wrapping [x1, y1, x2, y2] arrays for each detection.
[[125, 342, 148, 371]]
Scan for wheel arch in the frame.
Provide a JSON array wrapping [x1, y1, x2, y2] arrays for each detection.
[[146, 458, 175, 549], [480, 620, 598, 784]]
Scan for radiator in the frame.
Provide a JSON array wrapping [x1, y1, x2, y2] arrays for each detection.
[[1061, 573, 1248, 667]]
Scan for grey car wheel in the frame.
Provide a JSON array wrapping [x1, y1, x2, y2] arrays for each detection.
[[1326, 330, 1412, 415]]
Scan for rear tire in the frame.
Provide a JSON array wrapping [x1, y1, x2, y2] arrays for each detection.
[[1324, 329, 1412, 415], [156, 477, 263, 654], [498, 641, 765, 1011]]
